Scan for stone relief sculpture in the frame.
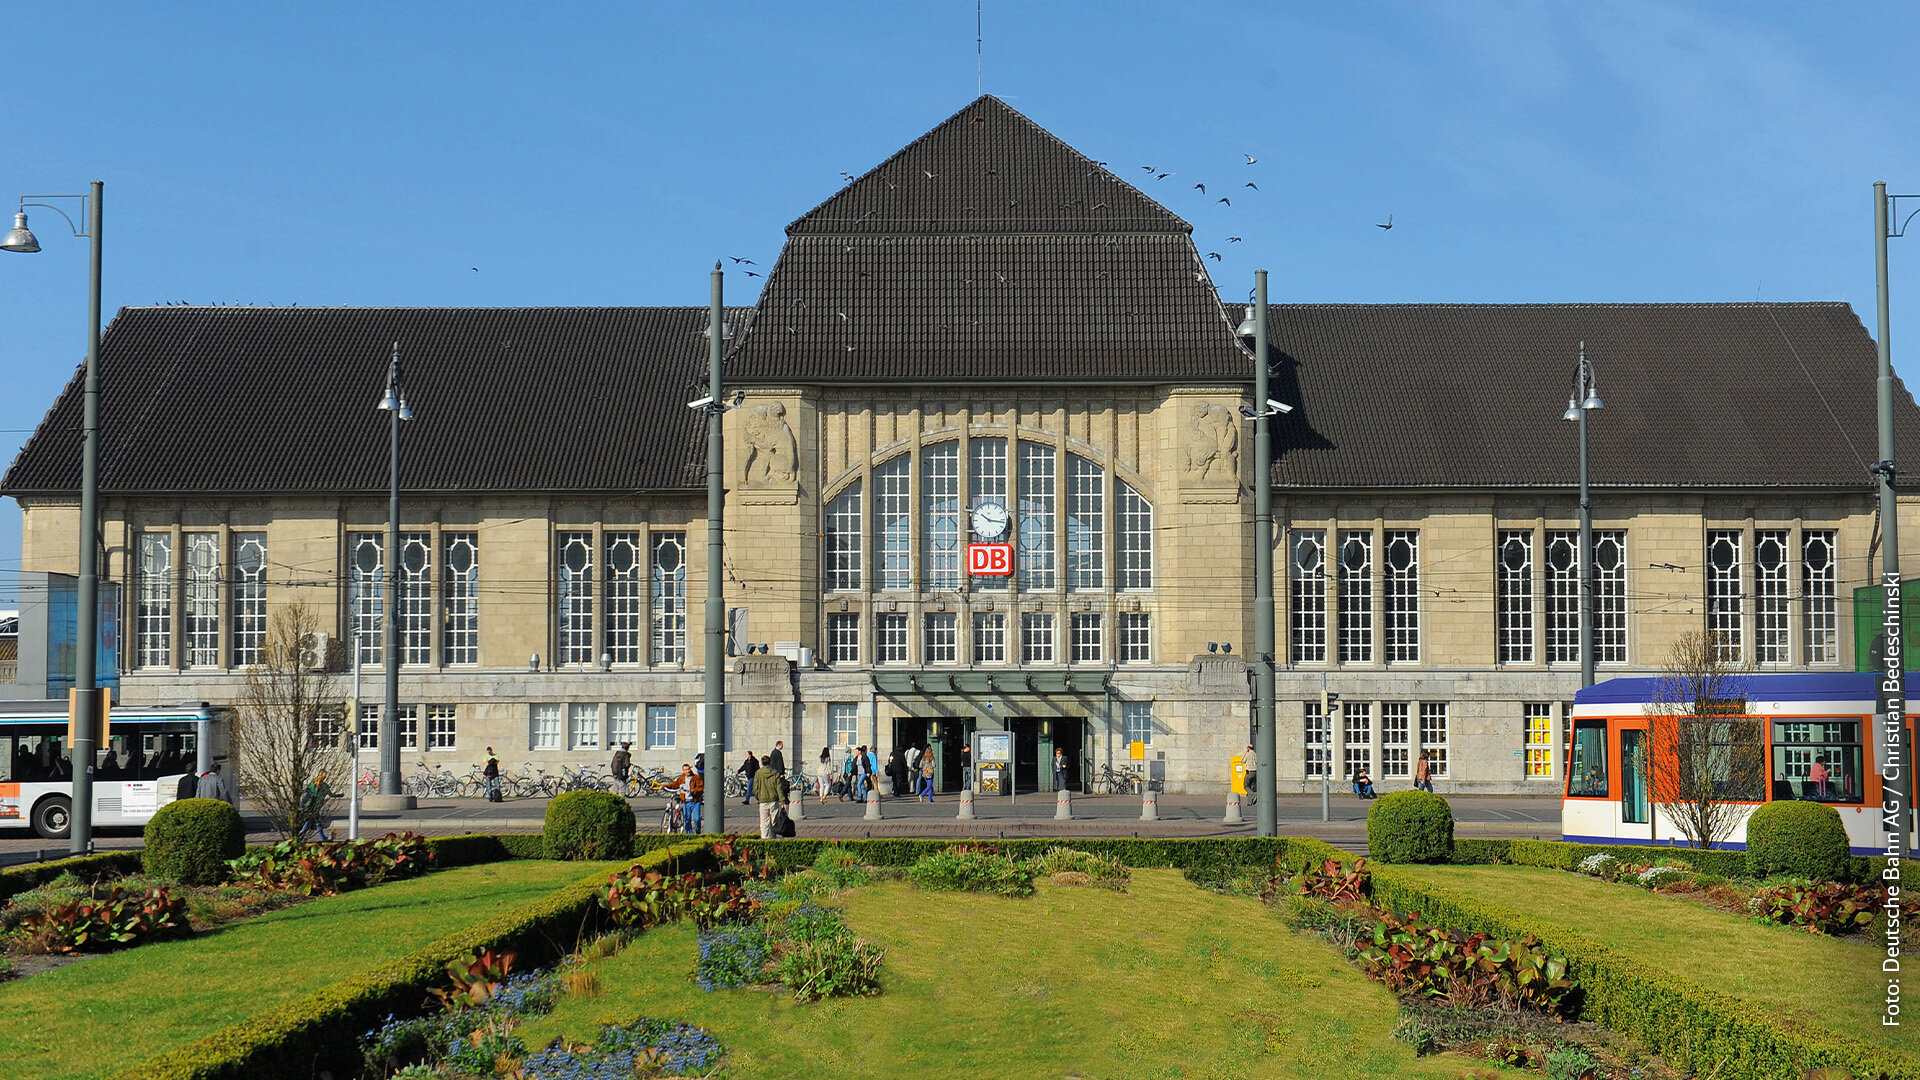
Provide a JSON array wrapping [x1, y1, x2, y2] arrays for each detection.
[[1182, 402, 1239, 483], [742, 402, 798, 486]]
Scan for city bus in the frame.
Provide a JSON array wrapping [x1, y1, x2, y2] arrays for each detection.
[[1564, 672, 1902, 855], [0, 700, 231, 840]]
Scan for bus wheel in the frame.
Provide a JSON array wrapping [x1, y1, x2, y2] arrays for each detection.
[[31, 796, 72, 840]]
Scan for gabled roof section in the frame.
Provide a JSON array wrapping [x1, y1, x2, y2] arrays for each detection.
[[788, 95, 1186, 236], [1264, 302, 1920, 490], [731, 96, 1250, 385], [2, 306, 722, 497]]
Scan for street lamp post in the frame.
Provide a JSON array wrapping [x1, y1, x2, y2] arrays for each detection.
[[1563, 343, 1603, 689], [1236, 272, 1293, 837], [700, 264, 730, 836], [376, 343, 413, 800], [1874, 181, 1914, 852], [4, 182, 104, 854]]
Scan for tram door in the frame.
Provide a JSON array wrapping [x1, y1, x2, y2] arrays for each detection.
[[1619, 726, 1652, 831]]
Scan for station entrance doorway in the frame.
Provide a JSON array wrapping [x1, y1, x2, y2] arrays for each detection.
[[890, 716, 967, 794], [1007, 717, 1087, 793]]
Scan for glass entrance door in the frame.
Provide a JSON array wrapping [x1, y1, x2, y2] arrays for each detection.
[[1620, 728, 1650, 825]]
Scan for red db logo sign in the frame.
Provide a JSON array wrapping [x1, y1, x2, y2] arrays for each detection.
[[967, 543, 1013, 576]]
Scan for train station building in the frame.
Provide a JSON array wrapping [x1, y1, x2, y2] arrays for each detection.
[[7, 95, 1920, 794]]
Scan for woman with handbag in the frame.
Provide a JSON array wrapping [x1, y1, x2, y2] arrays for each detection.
[[816, 746, 834, 805]]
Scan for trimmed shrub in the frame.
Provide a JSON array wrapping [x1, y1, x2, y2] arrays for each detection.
[[1366, 790, 1454, 864], [1746, 800, 1851, 882], [0, 851, 142, 902], [542, 790, 636, 861], [143, 798, 245, 885]]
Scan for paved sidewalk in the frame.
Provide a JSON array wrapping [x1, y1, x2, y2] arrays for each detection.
[[0, 788, 1562, 866]]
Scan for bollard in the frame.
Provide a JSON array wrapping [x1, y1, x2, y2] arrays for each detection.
[[787, 792, 804, 822], [1224, 792, 1243, 824], [1140, 785, 1158, 822], [1055, 786, 1072, 820], [1321, 773, 1330, 822], [864, 787, 883, 821], [957, 785, 977, 820]]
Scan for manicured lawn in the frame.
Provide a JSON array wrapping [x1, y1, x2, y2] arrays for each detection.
[[1391, 864, 1914, 1056], [513, 869, 1514, 1079], [0, 860, 619, 1080]]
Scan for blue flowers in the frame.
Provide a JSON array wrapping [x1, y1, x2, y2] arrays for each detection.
[[518, 1018, 722, 1078]]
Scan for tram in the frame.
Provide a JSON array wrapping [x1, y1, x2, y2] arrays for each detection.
[[1564, 672, 1900, 855]]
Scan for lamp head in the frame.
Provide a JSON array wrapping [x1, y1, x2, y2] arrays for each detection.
[[0, 212, 38, 253], [1562, 397, 1580, 422], [1235, 305, 1258, 340], [1581, 388, 1604, 411], [396, 395, 414, 422]]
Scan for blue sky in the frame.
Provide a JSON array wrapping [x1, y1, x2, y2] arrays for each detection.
[[3, 2, 1918, 605]]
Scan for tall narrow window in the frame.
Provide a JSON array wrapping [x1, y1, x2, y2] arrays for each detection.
[[557, 531, 595, 665], [924, 613, 957, 663], [1066, 455, 1105, 589], [1290, 531, 1327, 663], [185, 533, 220, 667], [1070, 613, 1103, 663], [972, 612, 1006, 663], [875, 612, 908, 664], [646, 704, 676, 750], [825, 483, 863, 590], [1343, 701, 1373, 781], [1380, 703, 1410, 778], [231, 532, 267, 667], [1304, 701, 1330, 778], [1524, 703, 1555, 778], [1122, 701, 1153, 747], [970, 439, 1008, 592], [350, 534, 384, 666], [426, 705, 457, 750], [923, 444, 960, 589], [1021, 613, 1055, 663], [651, 532, 688, 665], [359, 703, 380, 750], [826, 612, 860, 664], [569, 703, 600, 750], [1419, 702, 1449, 777], [874, 457, 912, 591], [1706, 530, 1743, 661], [608, 703, 640, 749], [1592, 531, 1627, 663], [530, 703, 562, 750], [1496, 531, 1533, 663], [1544, 531, 1579, 664], [1804, 530, 1838, 664], [396, 705, 419, 750], [443, 533, 479, 665], [136, 533, 173, 667], [399, 533, 432, 665], [1755, 530, 1789, 665], [1337, 530, 1373, 663], [1383, 530, 1419, 662], [828, 702, 858, 745], [1116, 481, 1153, 589], [605, 532, 643, 664], [1017, 442, 1056, 590], [1120, 613, 1150, 663]]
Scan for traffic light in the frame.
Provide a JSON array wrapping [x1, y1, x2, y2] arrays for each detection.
[[1321, 690, 1341, 721]]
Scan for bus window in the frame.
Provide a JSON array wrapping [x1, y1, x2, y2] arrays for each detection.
[[1570, 720, 1609, 797], [14, 736, 71, 782], [0, 737, 14, 782], [1772, 719, 1863, 804]]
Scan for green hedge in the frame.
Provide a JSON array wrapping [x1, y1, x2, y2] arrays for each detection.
[[1746, 801, 1853, 882], [0, 850, 143, 901], [733, 836, 1298, 876], [1450, 839, 1512, 865], [1365, 863, 1920, 1080], [111, 840, 719, 1080]]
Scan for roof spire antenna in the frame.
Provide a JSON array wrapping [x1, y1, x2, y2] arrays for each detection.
[[977, 0, 983, 96]]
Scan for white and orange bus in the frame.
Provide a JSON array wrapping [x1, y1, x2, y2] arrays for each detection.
[[0, 700, 230, 839]]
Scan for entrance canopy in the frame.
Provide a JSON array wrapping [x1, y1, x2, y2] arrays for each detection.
[[871, 671, 1110, 696]]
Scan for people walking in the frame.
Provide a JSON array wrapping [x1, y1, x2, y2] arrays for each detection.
[[816, 746, 834, 805], [753, 755, 785, 838], [919, 745, 936, 802], [768, 740, 786, 783], [483, 747, 502, 802], [196, 762, 232, 805], [738, 751, 760, 806], [610, 741, 632, 788], [959, 742, 973, 790], [1243, 742, 1258, 798], [299, 771, 334, 841], [1414, 751, 1434, 793], [1053, 747, 1067, 792]]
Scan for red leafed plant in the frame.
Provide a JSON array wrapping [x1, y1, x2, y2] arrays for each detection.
[[428, 948, 517, 1009], [24, 883, 189, 954]]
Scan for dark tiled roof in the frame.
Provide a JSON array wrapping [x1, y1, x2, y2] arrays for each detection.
[[1265, 302, 1920, 490], [788, 96, 1186, 236], [730, 96, 1250, 384], [1, 306, 723, 496]]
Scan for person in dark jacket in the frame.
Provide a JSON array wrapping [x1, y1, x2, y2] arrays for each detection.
[[738, 750, 760, 805]]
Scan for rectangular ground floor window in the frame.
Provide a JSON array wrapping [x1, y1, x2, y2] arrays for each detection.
[[828, 702, 859, 746], [1122, 701, 1153, 747], [1304, 701, 1330, 778], [568, 703, 600, 751], [426, 705, 457, 750], [1524, 703, 1554, 778], [1418, 702, 1448, 777], [1343, 702, 1371, 780], [608, 703, 640, 748], [530, 703, 562, 750], [1380, 703, 1409, 778], [646, 704, 676, 750]]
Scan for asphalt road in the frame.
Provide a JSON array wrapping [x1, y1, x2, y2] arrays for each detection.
[[0, 788, 1563, 867]]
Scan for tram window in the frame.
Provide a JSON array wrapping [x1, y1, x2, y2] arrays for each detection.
[[1772, 719, 1863, 804], [1570, 720, 1608, 797]]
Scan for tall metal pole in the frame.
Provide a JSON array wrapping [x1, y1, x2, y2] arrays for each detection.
[[702, 265, 727, 834], [381, 343, 403, 797], [1252, 270, 1277, 836], [71, 181, 103, 855], [1875, 181, 1911, 851], [1577, 343, 1595, 690]]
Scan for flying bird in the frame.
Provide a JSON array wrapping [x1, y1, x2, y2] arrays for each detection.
[[1142, 165, 1156, 171], [1193, 183, 1206, 194], [1244, 182, 1259, 191], [1216, 197, 1230, 205], [744, 270, 762, 277], [470, 267, 479, 272], [838, 311, 851, 322], [1206, 252, 1222, 261], [839, 172, 856, 181], [1227, 236, 1243, 243], [1156, 173, 1171, 180], [924, 169, 938, 180], [1244, 154, 1258, 165], [1377, 214, 1394, 230], [729, 257, 755, 264]]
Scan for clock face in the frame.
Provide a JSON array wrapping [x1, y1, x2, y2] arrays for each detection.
[[971, 501, 1010, 539]]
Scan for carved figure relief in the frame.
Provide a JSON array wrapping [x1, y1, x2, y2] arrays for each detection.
[[1182, 403, 1239, 483], [742, 402, 798, 486]]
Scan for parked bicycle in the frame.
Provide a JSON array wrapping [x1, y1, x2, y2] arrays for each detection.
[[661, 791, 687, 833], [1089, 764, 1143, 795]]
